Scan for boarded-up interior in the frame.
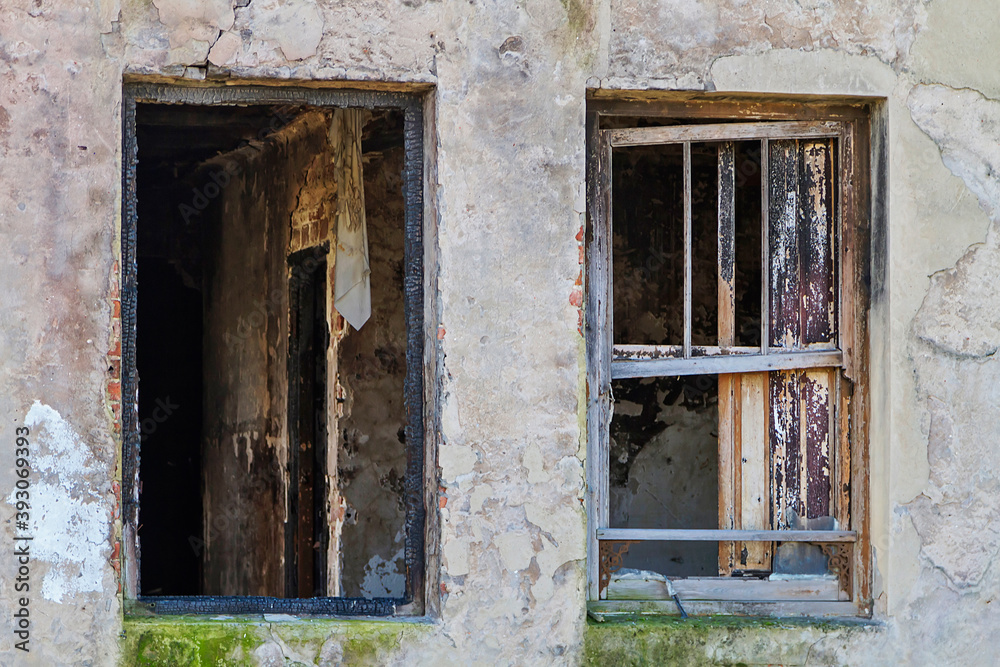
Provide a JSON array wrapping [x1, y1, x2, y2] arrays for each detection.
[[135, 103, 407, 598]]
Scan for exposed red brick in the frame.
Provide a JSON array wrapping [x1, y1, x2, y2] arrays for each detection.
[[107, 380, 121, 401]]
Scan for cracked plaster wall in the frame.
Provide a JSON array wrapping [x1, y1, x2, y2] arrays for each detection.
[[2, 0, 1000, 664]]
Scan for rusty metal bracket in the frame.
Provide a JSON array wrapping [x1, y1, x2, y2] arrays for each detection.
[[598, 540, 638, 598], [819, 542, 853, 599]]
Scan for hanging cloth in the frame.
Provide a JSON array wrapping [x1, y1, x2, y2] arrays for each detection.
[[330, 108, 371, 330]]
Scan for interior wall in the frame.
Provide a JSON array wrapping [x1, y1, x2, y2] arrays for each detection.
[[200, 112, 330, 596], [336, 144, 409, 598]]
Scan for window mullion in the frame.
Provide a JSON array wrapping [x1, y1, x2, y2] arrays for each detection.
[[683, 141, 692, 359], [760, 138, 770, 355], [717, 141, 737, 574]]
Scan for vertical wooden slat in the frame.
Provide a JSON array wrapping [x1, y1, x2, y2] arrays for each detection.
[[586, 117, 613, 600], [718, 374, 737, 574], [802, 369, 833, 519], [718, 142, 737, 349], [760, 139, 770, 355], [739, 372, 771, 570], [800, 140, 836, 345], [770, 370, 802, 528], [843, 120, 871, 609], [836, 373, 851, 530], [717, 142, 737, 574], [769, 139, 801, 350], [683, 141, 692, 358]]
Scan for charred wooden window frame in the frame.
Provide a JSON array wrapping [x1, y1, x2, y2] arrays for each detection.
[[585, 94, 877, 618], [120, 82, 428, 616]]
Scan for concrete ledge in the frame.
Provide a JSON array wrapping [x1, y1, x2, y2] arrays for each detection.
[[584, 616, 883, 667], [121, 615, 433, 666]]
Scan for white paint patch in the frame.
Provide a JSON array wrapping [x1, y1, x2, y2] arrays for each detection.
[[14, 402, 109, 603], [360, 549, 406, 598]]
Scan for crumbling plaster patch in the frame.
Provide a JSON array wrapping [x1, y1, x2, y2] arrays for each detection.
[[908, 0, 1000, 101], [602, 0, 927, 89], [904, 84, 1000, 595], [122, 0, 443, 80], [17, 402, 110, 603], [0, 1, 122, 661]]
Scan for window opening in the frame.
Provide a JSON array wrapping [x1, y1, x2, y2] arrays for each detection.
[[588, 104, 871, 617], [123, 85, 425, 616]]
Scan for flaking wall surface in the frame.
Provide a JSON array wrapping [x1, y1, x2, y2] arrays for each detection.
[[0, 0, 998, 664]]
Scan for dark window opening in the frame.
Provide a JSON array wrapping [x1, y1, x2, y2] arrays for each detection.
[[126, 86, 425, 615]]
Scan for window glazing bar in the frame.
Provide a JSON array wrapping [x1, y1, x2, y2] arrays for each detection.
[[683, 141, 692, 358]]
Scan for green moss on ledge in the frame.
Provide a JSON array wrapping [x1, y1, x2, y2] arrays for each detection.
[[121, 616, 431, 666], [584, 616, 881, 666]]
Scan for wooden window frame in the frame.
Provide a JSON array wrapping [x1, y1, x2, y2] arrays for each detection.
[[120, 82, 428, 616], [585, 95, 873, 618]]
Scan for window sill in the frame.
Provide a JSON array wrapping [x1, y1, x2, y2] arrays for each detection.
[[585, 613, 882, 665], [122, 614, 434, 664], [588, 599, 869, 621]]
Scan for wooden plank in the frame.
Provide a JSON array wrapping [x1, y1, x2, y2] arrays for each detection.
[[802, 369, 833, 519], [606, 121, 845, 147], [585, 111, 613, 600], [588, 599, 861, 618], [760, 139, 770, 355], [717, 144, 737, 575], [718, 141, 737, 351], [739, 372, 771, 569], [614, 344, 763, 359], [611, 350, 842, 379], [586, 94, 871, 122], [607, 575, 841, 601], [836, 376, 852, 531], [718, 373, 737, 574], [683, 141, 692, 358], [846, 119, 872, 611], [770, 370, 802, 529], [769, 139, 801, 350], [800, 140, 836, 345], [597, 529, 856, 542]]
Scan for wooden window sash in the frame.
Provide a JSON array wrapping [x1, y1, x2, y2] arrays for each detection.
[[587, 111, 864, 611]]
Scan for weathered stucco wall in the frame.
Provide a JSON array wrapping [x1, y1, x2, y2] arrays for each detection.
[[1, 0, 999, 664]]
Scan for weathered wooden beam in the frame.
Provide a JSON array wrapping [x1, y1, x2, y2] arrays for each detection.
[[740, 372, 771, 569], [683, 141, 693, 358], [597, 529, 856, 542], [586, 111, 613, 601], [607, 575, 843, 602], [606, 121, 846, 147], [611, 350, 842, 379], [614, 344, 761, 359]]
